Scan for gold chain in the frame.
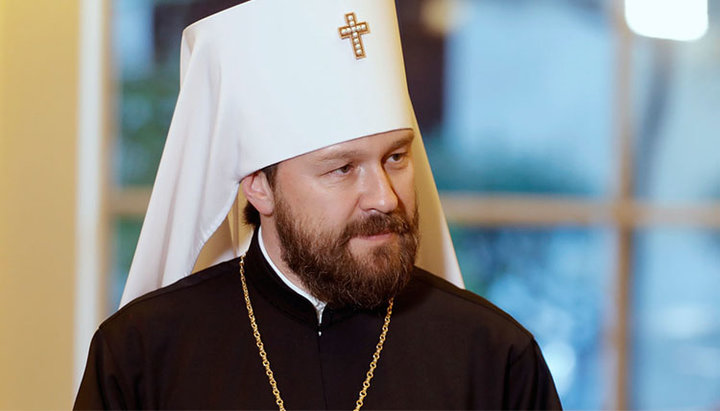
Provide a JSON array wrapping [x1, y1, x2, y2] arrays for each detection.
[[238, 255, 393, 411]]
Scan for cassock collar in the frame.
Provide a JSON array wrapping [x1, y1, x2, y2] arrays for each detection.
[[243, 229, 385, 330], [257, 226, 326, 324]]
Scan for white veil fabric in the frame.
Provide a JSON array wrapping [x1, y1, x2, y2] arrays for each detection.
[[120, 0, 463, 308]]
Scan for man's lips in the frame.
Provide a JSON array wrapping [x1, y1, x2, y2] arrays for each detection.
[[352, 231, 395, 242]]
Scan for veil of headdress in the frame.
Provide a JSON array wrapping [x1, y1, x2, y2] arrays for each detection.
[[120, 0, 463, 307]]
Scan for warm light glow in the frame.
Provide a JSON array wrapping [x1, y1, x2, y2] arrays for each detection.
[[625, 0, 708, 41]]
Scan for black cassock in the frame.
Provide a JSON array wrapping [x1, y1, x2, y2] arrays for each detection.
[[75, 231, 562, 410]]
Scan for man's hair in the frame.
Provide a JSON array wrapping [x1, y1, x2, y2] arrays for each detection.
[[243, 163, 278, 227]]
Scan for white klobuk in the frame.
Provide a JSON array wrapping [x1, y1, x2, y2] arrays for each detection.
[[121, 0, 463, 307]]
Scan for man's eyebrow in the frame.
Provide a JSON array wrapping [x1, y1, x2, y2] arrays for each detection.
[[315, 133, 415, 163], [315, 149, 362, 163], [387, 134, 414, 152]]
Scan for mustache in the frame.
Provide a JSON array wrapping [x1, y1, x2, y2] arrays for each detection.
[[339, 211, 414, 244]]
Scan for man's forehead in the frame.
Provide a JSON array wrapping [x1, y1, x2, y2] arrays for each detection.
[[299, 128, 415, 162]]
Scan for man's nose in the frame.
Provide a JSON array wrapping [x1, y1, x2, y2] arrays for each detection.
[[359, 167, 399, 214]]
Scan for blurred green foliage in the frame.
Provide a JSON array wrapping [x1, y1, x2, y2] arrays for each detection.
[[116, 63, 179, 186]]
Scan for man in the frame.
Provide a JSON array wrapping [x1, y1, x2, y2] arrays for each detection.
[[75, 0, 561, 409]]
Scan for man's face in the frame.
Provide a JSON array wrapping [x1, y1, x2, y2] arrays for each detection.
[[271, 129, 419, 308]]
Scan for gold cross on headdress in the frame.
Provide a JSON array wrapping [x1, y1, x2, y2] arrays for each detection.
[[338, 12, 370, 59]]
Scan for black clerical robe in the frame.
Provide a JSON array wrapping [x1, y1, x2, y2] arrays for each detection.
[[75, 232, 561, 410]]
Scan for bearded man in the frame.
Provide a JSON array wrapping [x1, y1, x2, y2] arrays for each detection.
[[75, 1, 561, 409]]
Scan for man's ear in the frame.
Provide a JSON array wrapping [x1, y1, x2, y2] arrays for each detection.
[[241, 171, 275, 216]]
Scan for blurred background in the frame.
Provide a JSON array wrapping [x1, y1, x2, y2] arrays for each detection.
[[2, 0, 719, 409]]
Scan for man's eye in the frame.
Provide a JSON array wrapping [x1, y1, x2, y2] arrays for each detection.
[[388, 153, 406, 162], [334, 164, 352, 175]]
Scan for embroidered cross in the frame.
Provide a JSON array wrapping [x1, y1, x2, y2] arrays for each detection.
[[338, 12, 370, 59]]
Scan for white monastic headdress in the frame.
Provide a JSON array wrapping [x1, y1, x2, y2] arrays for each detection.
[[120, 0, 463, 307]]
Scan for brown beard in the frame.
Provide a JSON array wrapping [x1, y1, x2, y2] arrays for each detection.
[[274, 195, 419, 309]]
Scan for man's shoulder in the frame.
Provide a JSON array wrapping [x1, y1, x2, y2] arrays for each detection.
[[99, 258, 242, 333], [403, 267, 535, 345]]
